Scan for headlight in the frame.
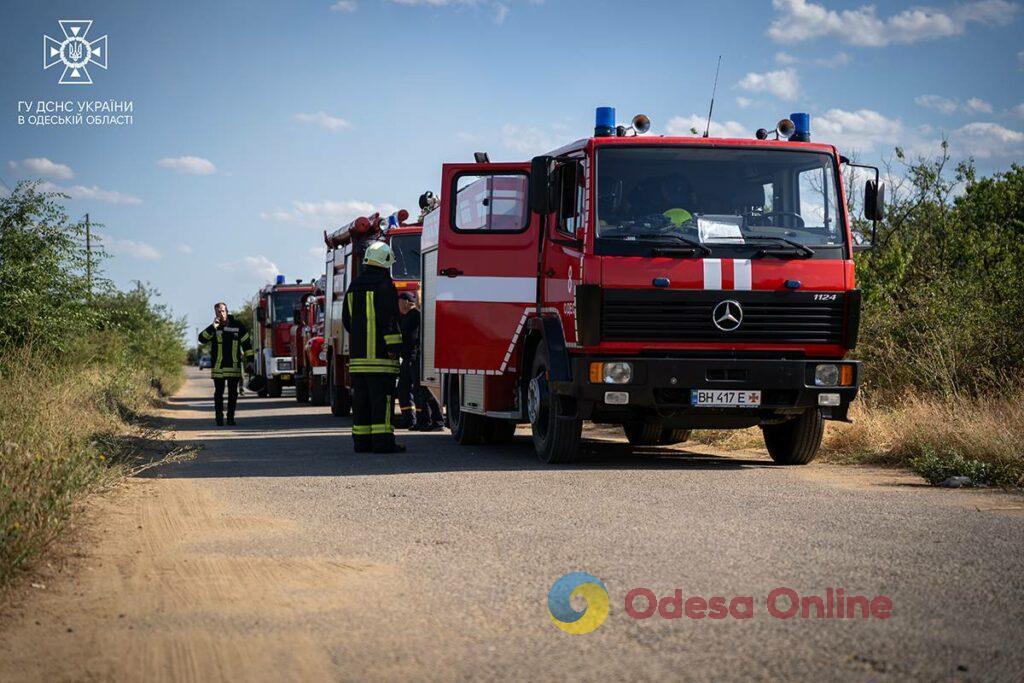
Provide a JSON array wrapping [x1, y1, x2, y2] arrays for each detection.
[[318, 349, 327, 361], [591, 361, 632, 384], [814, 364, 839, 386]]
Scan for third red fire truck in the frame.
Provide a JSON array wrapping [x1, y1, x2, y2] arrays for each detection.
[[418, 108, 883, 464], [291, 276, 328, 405], [321, 210, 422, 416]]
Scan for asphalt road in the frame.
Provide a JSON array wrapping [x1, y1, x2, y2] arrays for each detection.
[[5, 367, 1023, 681]]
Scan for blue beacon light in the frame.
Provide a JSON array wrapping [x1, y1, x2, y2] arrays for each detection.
[[789, 112, 810, 142], [275, 274, 286, 285], [595, 107, 616, 137]]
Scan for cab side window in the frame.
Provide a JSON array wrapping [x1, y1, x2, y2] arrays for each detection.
[[453, 173, 529, 232], [556, 161, 585, 237]]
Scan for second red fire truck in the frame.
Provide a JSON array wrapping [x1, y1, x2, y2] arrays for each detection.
[[252, 276, 315, 398], [290, 276, 328, 405], [418, 108, 883, 464], [321, 210, 422, 416]]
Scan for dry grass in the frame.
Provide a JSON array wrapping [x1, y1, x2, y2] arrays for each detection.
[[0, 346, 183, 588], [693, 392, 1024, 486]]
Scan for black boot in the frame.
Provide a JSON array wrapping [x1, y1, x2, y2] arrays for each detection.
[[215, 412, 224, 426], [226, 416, 236, 426]]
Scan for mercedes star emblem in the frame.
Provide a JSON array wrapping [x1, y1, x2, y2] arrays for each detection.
[[712, 300, 743, 331]]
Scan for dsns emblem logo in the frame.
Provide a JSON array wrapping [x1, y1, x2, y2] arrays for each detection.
[[548, 572, 610, 634], [43, 20, 108, 85]]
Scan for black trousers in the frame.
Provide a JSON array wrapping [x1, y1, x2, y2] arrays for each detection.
[[397, 357, 417, 412], [351, 373, 397, 451], [415, 385, 443, 424], [213, 377, 239, 420]]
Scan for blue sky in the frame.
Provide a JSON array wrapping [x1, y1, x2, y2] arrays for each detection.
[[2, 0, 1022, 334]]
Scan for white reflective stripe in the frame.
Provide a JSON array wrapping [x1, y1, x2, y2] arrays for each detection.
[[703, 258, 722, 290], [734, 259, 752, 290], [435, 276, 535, 302]]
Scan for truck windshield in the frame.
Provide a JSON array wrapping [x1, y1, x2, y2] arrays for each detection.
[[271, 291, 303, 323], [389, 233, 421, 280], [596, 147, 843, 248]]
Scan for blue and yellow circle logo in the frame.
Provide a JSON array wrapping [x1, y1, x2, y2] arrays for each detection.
[[547, 572, 610, 634]]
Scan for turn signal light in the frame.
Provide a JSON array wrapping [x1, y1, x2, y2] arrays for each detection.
[[840, 365, 854, 386]]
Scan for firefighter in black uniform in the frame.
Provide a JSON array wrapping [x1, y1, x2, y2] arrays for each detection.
[[396, 292, 443, 431], [198, 302, 254, 426], [342, 241, 406, 453]]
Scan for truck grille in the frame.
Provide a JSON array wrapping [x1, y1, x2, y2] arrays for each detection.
[[601, 290, 846, 345]]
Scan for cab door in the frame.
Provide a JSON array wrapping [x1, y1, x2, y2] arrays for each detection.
[[434, 162, 538, 373]]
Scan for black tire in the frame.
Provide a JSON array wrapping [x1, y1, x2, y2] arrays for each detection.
[[762, 410, 823, 465], [310, 377, 326, 406], [267, 377, 283, 398], [485, 418, 517, 444], [660, 428, 691, 445], [448, 376, 487, 445], [528, 347, 582, 464], [623, 421, 663, 446], [295, 374, 309, 403], [328, 363, 351, 417]]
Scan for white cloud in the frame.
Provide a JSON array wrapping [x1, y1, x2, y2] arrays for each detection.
[[96, 232, 161, 260], [915, 94, 996, 115], [177, 244, 194, 254], [37, 181, 142, 205], [951, 121, 1024, 158], [292, 111, 352, 131], [767, 0, 1019, 47], [965, 97, 994, 113], [814, 51, 851, 68], [915, 94, 960, 114], [1010, 103, 1024, 117], [1019, 49, 1024, 68], [261, 199, 398, 228], [8, 157, 74, 180], [501, 123, 562, 155], [814, 108, 903, 153], [735, 96, 753, 108], [737, 68, 800, 100], [666, 115, 749, 139], [774, 51, 797, 65], [330, 0, 358, 11], [220, 256, 280, 283], [157, 156, 216, 175], [387, 0, 519, 23]]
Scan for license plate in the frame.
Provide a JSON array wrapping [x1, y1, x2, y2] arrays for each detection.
[[691, 389, 761, 407], [280, 374, 292, 381], [312, 366, 327, 376]]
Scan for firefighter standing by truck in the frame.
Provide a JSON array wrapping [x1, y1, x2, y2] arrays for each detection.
[[198, 302, 254, 426], [341, 242, 406, 453], [396, 292, 443, 431]]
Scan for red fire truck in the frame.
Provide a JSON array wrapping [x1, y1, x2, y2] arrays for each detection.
[[419, 108, 883, 464], [321, 210, 422, 416], [291, 276, 329, 405], [253, 276, 315, 397]]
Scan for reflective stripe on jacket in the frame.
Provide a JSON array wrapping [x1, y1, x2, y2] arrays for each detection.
[[199, 316, 254, 378]]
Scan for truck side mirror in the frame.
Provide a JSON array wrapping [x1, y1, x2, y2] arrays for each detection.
[[864, 179, 885, 221], [529, 155, 554, 215]]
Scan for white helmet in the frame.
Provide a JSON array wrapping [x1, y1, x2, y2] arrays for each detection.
[[363, 240, 394, 269]]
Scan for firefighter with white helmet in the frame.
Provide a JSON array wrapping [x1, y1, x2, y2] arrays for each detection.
[[341, 240, 406, 453]]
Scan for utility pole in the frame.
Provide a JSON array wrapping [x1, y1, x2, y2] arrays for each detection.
[[84, 213, 92, 300]]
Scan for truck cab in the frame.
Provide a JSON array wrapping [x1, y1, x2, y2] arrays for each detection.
[[253, 276, 314, 398], [420, 108, 883, 464]]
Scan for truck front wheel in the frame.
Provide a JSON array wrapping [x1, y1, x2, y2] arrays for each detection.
[[267, 376, 283, 398], [295, 375, 309, 403], [310, 377, 326, 406], [762, 409, 823, 465], [623, 421, 662, 446], [328, 363, 351, 417], [528, 349, 581, 464]]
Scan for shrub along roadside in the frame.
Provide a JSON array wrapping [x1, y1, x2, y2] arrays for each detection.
[[0, 182, 187, 590]]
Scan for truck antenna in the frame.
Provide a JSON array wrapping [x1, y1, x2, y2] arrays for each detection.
[[703, 55, 722, 138]]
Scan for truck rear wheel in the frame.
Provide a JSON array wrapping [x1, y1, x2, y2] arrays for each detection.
[[762, 410, 823, 465], [267, 376, 283, 398], [328, 363, 351, 417], [295, 375, 309, 403], [448, 376, 487, 445], [660, 428, 691, 445], [528, 348, 581, 464], [310, 377, 326, 406], [623, 421, 663, 446]]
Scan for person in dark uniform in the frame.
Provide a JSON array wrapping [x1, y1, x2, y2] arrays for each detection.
[[396, 292, 443, 431], [198, 302, 253, 426], [342, 241, 406, 453]]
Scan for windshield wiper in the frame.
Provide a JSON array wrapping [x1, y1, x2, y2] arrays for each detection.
[[605, 233, 711, 256], [741, 234, 815, 258]]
